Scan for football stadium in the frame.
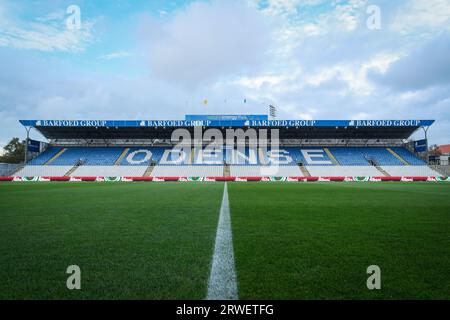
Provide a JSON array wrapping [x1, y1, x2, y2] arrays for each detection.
[[1, 114, 449, 300], [1, 0, 450, 310], [6, 116, 446, 179]]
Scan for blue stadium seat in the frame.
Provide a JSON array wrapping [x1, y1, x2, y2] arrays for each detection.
[[360, 148, 403, 165], [50, 147, 124, 166], [28, 146, 62, 165], [328, 147, 369, 165], [391, 147, 426, 165], [327, 147, 419, 166], [27, 146, 426, 168]]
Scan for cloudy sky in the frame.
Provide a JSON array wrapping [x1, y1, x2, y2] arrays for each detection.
[[0, 0, 449, 147]]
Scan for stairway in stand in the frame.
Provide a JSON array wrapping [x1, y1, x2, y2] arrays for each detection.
[[64, 165, 79, 177], [144, 163, 155, 176], [386, 148, 409, 165], [298, 165, 311, 177], [115, 148, 129, 165], [45, 148, 67, 165], [10, 164, 24, 176], [374, 165, 390, 176], [324, 148, 340, 165], [223, 164, 230, 177]]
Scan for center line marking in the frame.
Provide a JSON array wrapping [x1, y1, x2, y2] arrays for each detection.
[[207, 182, 238, 300]]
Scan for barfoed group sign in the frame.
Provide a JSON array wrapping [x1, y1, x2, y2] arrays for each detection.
[[19, 119, 434, 128]]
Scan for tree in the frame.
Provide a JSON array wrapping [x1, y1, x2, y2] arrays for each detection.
[[428, 144, 442, 156], [0, 138, 26, 164]]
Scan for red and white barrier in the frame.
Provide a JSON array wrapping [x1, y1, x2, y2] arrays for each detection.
[[1, 176, 449, 182]]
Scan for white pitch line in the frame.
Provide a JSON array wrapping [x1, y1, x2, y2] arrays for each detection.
[[207, 182, 238, 300]]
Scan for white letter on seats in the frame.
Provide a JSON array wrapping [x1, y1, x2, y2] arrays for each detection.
[[301, 149, 332, 165], [126, 150, 152, 165], [267, 150, 293, 165], [160, 149, 188, 164]]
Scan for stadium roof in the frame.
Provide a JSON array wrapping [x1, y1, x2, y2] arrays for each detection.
[[19, 119, 434, 140]]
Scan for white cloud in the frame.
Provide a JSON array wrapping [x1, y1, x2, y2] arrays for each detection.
[[253, 0, 369, 65], [0, 5, 95, 52], [1, 0, 450, 145], [369, 33, 450, 91], [141, 0, 270, 87], [256, 0, 327, 17], [233, 72, 301, 90], [260, 0, 302, 17], [35, 10, 66, 23], [391, 0, 450, 35], [100, 50, 132, 60]]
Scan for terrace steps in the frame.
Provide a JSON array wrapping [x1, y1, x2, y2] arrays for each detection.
[[429, 165, 448, 176], [190, 148, 195, 164], [386, 148, 409, 165], [45, 148, 67, 165], [258, 148, 268, 165], [115, 148, 129, 165], [10, 164, 24, 176], [299, 165, 311, 177], [324, 148, 340, 165], [223, 164, 230, 177], [144, 164, 155, 176], [374, 165, 390, 176], [64, 165, 79, 177]]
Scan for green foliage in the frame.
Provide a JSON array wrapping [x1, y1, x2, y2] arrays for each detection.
[[0, 138, 25, 164]]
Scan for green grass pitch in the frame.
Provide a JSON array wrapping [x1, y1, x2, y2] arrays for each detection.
[[0, 182, 449, 299]]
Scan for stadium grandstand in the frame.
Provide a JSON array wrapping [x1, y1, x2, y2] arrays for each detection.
[[8, 115, 445, 179]]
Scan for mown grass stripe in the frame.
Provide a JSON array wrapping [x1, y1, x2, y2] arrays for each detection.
[[207, 182, 238, 300]]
